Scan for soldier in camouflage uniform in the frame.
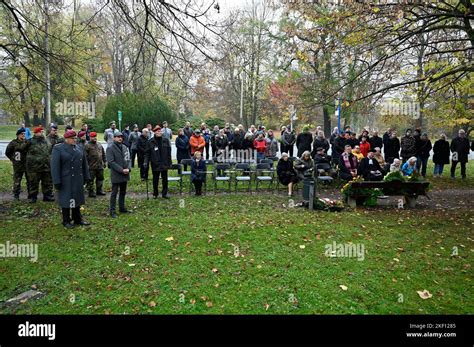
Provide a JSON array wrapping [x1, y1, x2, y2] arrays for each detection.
[[46, 124, 64, 150], [5, 128, 30, 200], [25, 127, 55, 203], [84, 132, 106, 197], [77, 131, 87, 151]]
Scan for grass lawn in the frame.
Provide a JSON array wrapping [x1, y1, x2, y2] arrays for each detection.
[[0, 161, 472, 314]]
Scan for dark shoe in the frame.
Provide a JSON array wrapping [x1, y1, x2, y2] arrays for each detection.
[[96, 191, 106, 196], [89, 192, 96, 198], [43, 195, 55, 202], [63, 223, 75, 229], [29, 198, 37, 204], [75, 220, 91, 226], [110, 212, 117, 218], [120, 210, 132, 214], [162, 195, 170, 199], [14, 195, 20, 201]]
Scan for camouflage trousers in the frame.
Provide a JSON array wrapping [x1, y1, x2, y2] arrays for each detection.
[[13, 169, 30, 197], [27, 171, 53, 199], [86, 169, 104, 193]]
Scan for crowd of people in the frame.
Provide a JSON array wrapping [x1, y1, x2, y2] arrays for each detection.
[[5, 121, 473, 227]]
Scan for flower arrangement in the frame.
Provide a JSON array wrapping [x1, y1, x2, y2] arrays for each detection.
[[314, 198, 345, 212], [340, 176, 364, 196], [383, 170, 405, 182]]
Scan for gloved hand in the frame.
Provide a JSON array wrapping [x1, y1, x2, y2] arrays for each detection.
[[54, 184, 61, 190]]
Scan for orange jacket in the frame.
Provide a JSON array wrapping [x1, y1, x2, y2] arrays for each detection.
[[190, 134, 205, 155], [359, 141, 371, 157]]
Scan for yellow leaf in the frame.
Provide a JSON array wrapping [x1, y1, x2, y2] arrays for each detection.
[[339, 285, 348, 291], [165, 236, 174, 242]]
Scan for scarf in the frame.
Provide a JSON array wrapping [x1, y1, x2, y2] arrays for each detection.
[[343, 153, 357, 170]]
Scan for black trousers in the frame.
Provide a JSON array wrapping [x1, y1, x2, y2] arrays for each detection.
[[451, 161, 466, 178], [110, 182, 128, 212], [204, 143, 210, 160], [62, 207, 82, 225], [193, 179, 204, 195], [130, 149, 137, 168], [137, 153, 148, 179], [152, 170, 168, 197]]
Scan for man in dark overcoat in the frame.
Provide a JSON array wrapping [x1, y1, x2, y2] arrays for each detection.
[[106, 130, 132, 218], [51, 130, 91, 229]]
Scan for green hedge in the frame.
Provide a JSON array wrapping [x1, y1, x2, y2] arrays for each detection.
[[101, 92, 175, 130]]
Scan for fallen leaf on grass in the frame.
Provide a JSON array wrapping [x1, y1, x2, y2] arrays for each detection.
[[148, 301, 156, 307], [339, 285, 348, 291], [416, 290, 433, 299], [299, 245, 306, 249], [206, 301, 213, 308], [165, 236, 174, 242]]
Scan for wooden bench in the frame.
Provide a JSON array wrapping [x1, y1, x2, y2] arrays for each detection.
[[346, 181, 430, 208]]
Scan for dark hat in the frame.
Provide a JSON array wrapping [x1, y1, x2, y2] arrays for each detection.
[[16, 128, 26, 136], [64, 130, 77, 139], [50, 123, 58, 129], [65, 125, 73, 130], [113, 130, 123, 137], [316, 147, 324, 152], [368, 148, 376, 153]]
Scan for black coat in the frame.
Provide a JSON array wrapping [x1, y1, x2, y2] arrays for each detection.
[[385, 137, 400, 159], [145, 136, 172, 171], [136, 135, 149, 156], [358, 157, 383, 181], [51, 143, 90, 208], [433, 139, 450, 165], [311, 137, 330, 157], [450, 137, 470, 163], [417, 139, 432, 159], [231, 133, 244, 150], [106, 142, 132, 184], [191, 158, 206, 182], [175, 135, 190, 163], [346, 138, 359, 149], [296, 132, 313, 157], [332, 136, 346, 159], [369, 136, 383, 151], [277, 159, 298, 186]]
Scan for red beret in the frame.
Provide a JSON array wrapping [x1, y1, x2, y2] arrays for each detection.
[[64, 130, 77, 139], [78, 131, 86, 137], [33, 126, 43, 134], [90, 132, 97, 137], [153, 125, 161, 132]]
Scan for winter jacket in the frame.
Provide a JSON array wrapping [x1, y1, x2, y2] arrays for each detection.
[[189, 134, 205, 155], [433, 139, 450, 165], [296, 132, 313, 157]]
